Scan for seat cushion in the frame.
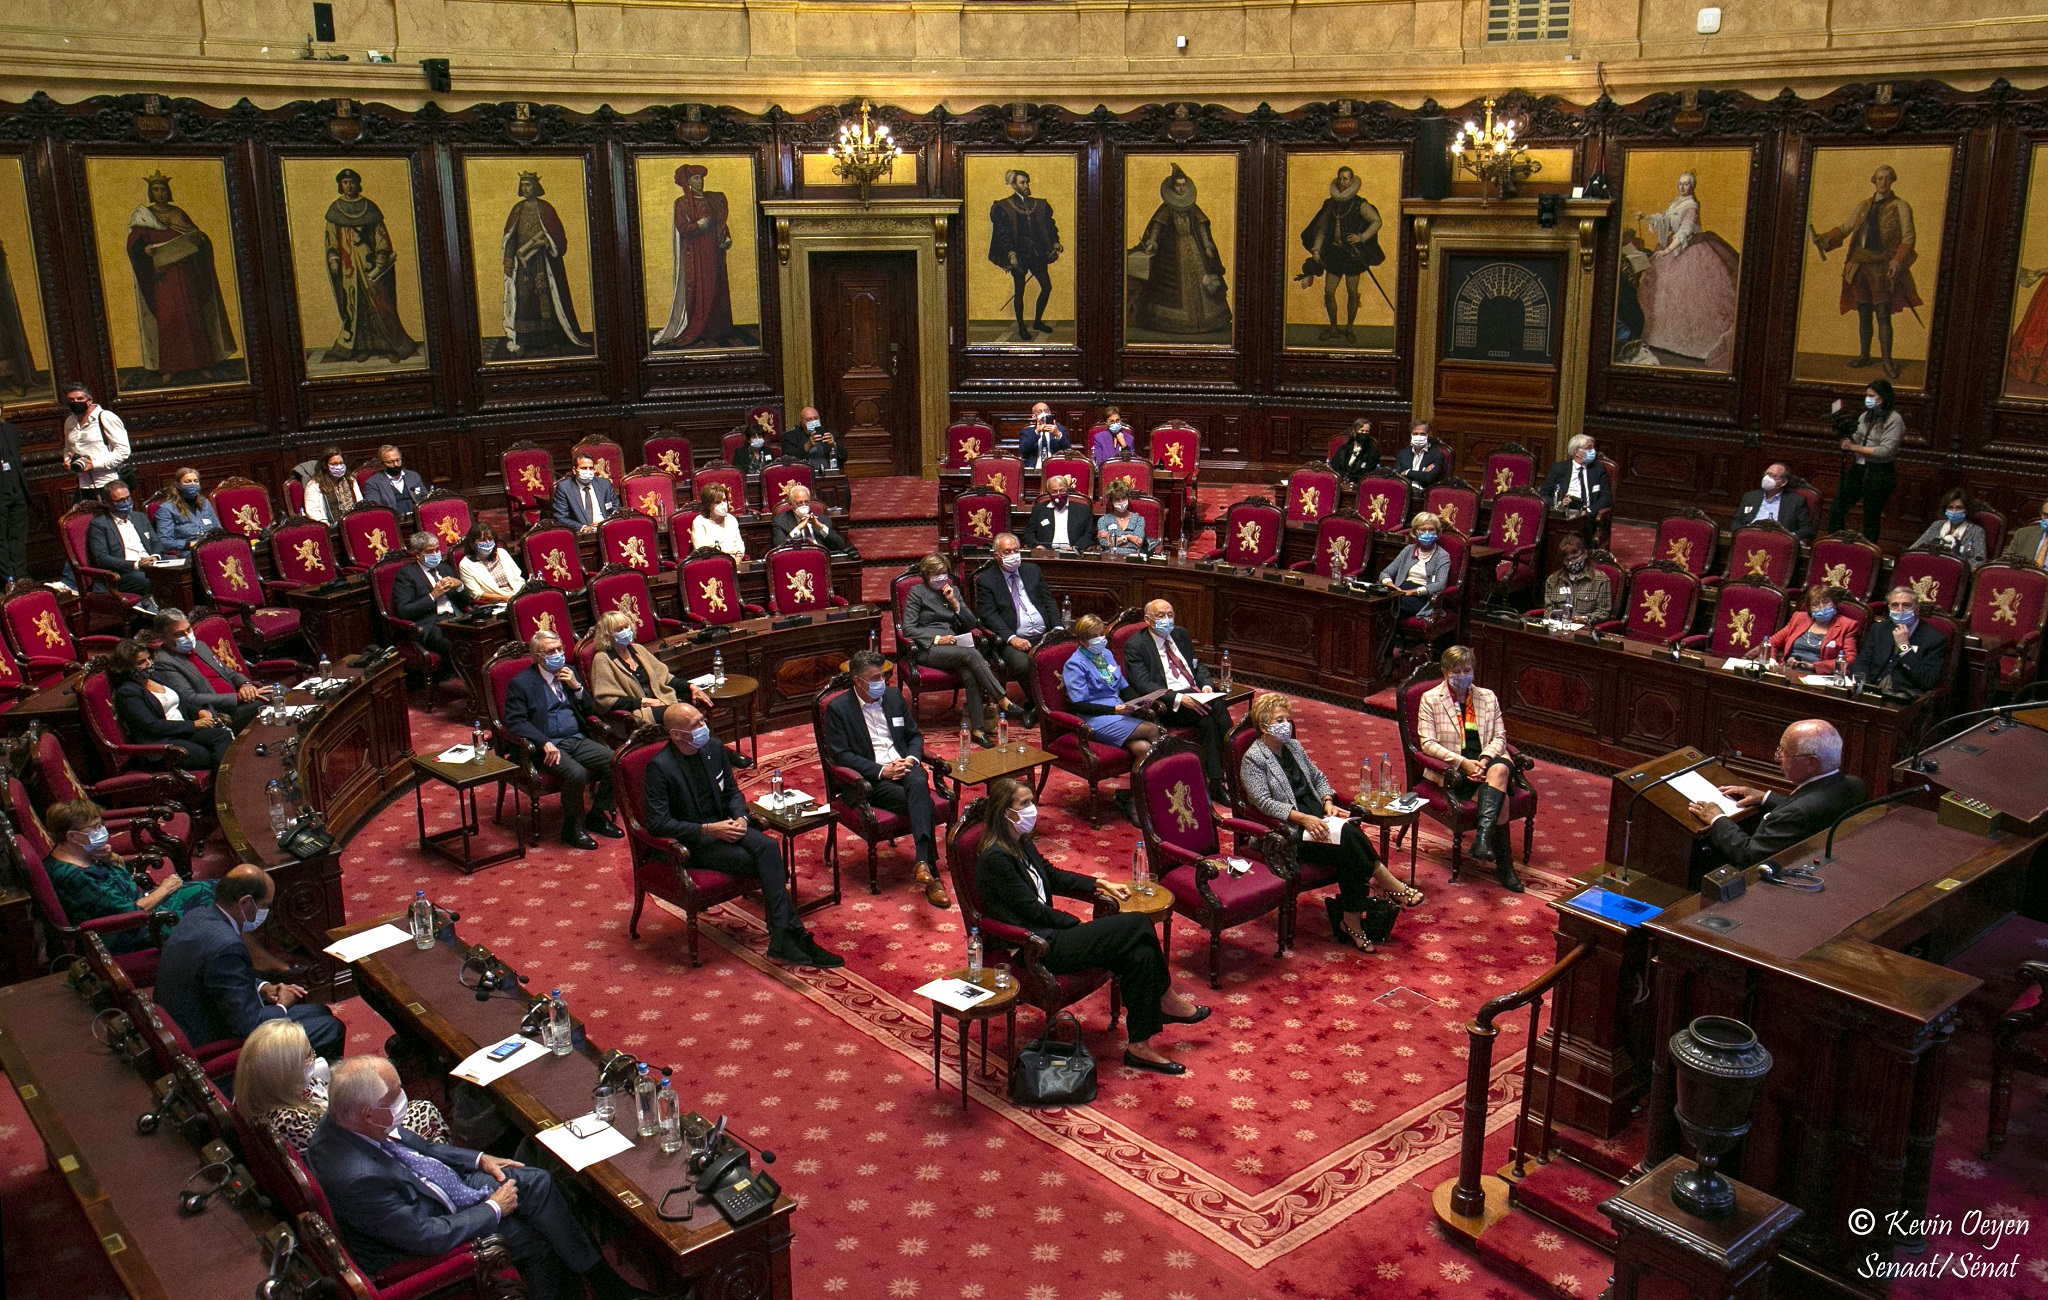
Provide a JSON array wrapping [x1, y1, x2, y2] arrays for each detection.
[[1045, 734, 1134, 777], [1293, 859, 1340, 890], [1160, 861, 1288, 922], [249, 607, 302, 638], [680, 868, 754, 907]]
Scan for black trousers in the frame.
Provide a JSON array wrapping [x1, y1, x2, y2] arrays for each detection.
[[1827, 460, 1896, 542], [547, 734, 615, 821], [283, 1003, 347, 1060], [994, 641, 1033, 680], [1043, 911, 1170, 1041], [1009, 263, 1053, 328], [415, 614, 453, 660], [1158, 701, 1228, 782], [1298, 820, 1383, 911], [453, 1163, 601, 1300], [691, 829, 798, 934], [112, 568, 154, 596], [0, 494, 26, 581], [867, 764, 937, 865], [161, 728, 233, 770], [1395, 590, 1433, 618]]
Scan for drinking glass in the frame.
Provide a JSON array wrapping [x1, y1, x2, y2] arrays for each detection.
[[993, 964, 1013, 991], [591, 1084, 616, 1124]]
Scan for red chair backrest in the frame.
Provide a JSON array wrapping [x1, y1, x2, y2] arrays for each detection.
[[744, 406, 781, 446], [668, 509, 703, 561], [1708, 580, 1789, 659], [1223, 499, 1284, 566], [338, 503, 402, 571], [1354, 473, 1407, 531], [1424, 482, 1480, 538], [598, 515, 664, 577], [59, 506, 98, 577], [1622, 563, 1700, 646], [621, 472, 677, 521], [720, 430, 744, 465], [1655, 511, 1718, 576], [589, 567, 662, 643], [947, 423, 994, 467], [1285, 465, 1339, 524], [78, 670, 131, 772], [268, 519, 339, 586], [417, 493, 473, 553], [502, 444, 557, 509], [191, 614, 254, 678], [1026, 634, 1083, 740], [211, 479, 274, 539], [1726, 524, 1799, 589], [615, 731, 666, 837], [1481, 445, 1536, 503], [679, 553, 746, 626], [572, 439, 626, 484], [1125, 492, 1164, 542], [944, 801, 995, 933], [1396, 668, 1442, 786], [521, 526, 586, 592], [1150, 422, 1199, 476], [510, 585, 575, 646], [1973, 506, 2009, 559], [1308, 513, 1372, 579], [16, 828, 70, 928], [954, 488, 1008, 550], [194, 533, 266, 614], [1132, 745, 1219, 862], [1041, 455, 1093, 501], [5, 588, 80, 664], [0, 633, 26, 694], [766, 543, 833, 615], [367, 554, 413, 627], [283, 479, 305, 516], [1109, 616, 1146, 661], [642, 437, 695, 484], [1891, 547, 1970, 616], [1486, 489, 1546, 554], [1808, 533, 1883, 601], [760, 460, 813, 516], [1965, 562, 2048, 642], [971, 456, 1024, 504], [1100, 455, 1153, 498], [485, 647, 535, 733], [694, 467, 745, 513]]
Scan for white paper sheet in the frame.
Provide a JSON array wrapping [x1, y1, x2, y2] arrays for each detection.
[[688, 673, 718, 689], [1667, 770, 1740, 818], [1721, 658, 1761, 672], [437, 744, 478, 764], [451, 1035, 548, 1086], [756, 788, 815, 811], [535, 1116, 636, 1171], [322, 923, 413, 963], [1318, 812, 1351, 843], [915, 977, 998, 1013], [1180, 690, 1225, 705], [1801, 673, 1847, 688]]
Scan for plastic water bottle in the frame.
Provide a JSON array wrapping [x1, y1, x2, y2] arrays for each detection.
[[1378, 752, 1393, 799], [958, 717, 972, 762], [770, 766, 784, 807], [712, 649, 726, 687], [1219, 651, 1233, 691], [1131, 843, 1147, 887], [471, 719, 487, 764], [266, 780, 290, 834], [408, 890, 435, 950], [868, 630, 879, 655], [1060, 594, 1073, 626], [317, 651, 332, 680], [546, 988, 572, 1056], [634, 1063, 659, 1137], [966, 927, 983, 984], [996, 715, 1010, 753], [1176, 534, 1188, 563], [657, 1072, 683, 1154]]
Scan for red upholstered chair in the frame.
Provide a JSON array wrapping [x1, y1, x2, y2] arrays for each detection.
[[1026, 630, 1134, 826], [483, 643, 572, 846], [694, 466, 745, 515], [946, 422, 995, 467], [192, 530, 308, 657], [14, 827, 169, 986], [509, 582, 576, 648], [350, 461, 379, 493], [282, 478, 305, 517], [337, 502, 402, 573], [500, 442, 556, 538], [743, 406, 781, 450], [677, 551, 761, 627], [811, 675, 961, 895], [1222, 497, 1284, 567], [265, 516, 342, 592], [1961, 562, 2048, 703], [1392, 530, 1471, 672], [60, 503, 138, 628], [295, 1188, 519, 1299], [1124, 492, 1165, 545], [3, 583, 118, 685], [1397, 664, 1539, 882], [1424, 477, 1481, 539], [1353, 473, 1408, 533], [28, 728, 201, 874], [1291, 510, 1373, 580], [1285, 463, 1340, 526], [1100, 455, 1154, 499], [588, 566, 681, 643], [415, 491, 473, 560], [952, 486, 1010, 554], [1986, 958, 2048, 1159], [78, 668, 216, 814], [208, 477, 274, 540], [1654, 508, 1718, 577], [1681, 579, 1789, 659], [620, 467, 678, 524], [1150, 421, 1200, 481], [1041, 454, 1093, 502], [642, 436, 695, 486], [1477, 488, 1547, 596], [571, 438, 626, 485], [1605, 561, 1700, 646], [720, 429, 744, 465], [971, 455, 1024, 506], [1892, 545, 1972, 616], [1973, 501, 2010, 560], [1783, 474, 1823, 528], [946, 795, 1120, 1029], [190, 610, 300, 686], [1808, 531, 1884, 602], [765, 542, 846, 616], [598, 514, 669, 580], [367, 554, 444, 685], [760, 459, 813, 517], [1714, 522, 1800, 592], [1221, 716, 1377, 932], [1480, 443, 1537, 507], [615, 727, 761, 962], [1131, 740, 1291, 986], [0, 633, 32, 716], [521, 525, 587, 594], [668, 509, 702, 565]]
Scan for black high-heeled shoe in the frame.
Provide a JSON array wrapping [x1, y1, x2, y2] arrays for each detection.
[[1160, 1004, 1211, 1026], [1122, 1049, 1187, 1076]]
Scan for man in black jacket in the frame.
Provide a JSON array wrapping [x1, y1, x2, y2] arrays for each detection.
[[1393, 421, 1448, 499], [150, 607, 265, 730], [973, 532, 1062, 681], [1022, 474, 1095, 552], [362, 444, 428, 525], [85, 480, 160, 607], [0, 417, 28, 581], [1538, 434, 1612, 517], [783, 406, 842, 469], [501, 629, 618, 849], [1686, 720, 1867, 870], [644, 702, 839, 967], [1122, 599, 1230, 802], [1731, 462, 1816, 543], [825, 650, 951, 908], [769, 483, 855, 554], [391, 531, 469, 660], [1851, 587, 1948, 699]]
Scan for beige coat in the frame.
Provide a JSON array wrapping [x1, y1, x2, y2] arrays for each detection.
[[1416, 681, 1506, 784], [589, 643, 677, 726]]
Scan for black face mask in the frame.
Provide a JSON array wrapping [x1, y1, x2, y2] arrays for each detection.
[[385, 465, 403, 477], [66, 399, 88, 416]]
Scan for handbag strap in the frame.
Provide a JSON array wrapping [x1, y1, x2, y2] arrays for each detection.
[[1023, 1010, 1084, 1053]]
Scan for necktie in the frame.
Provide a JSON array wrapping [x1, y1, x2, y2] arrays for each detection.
[[583, 486, 596, 523], [1159, 633, 1195, 686], [383, 1140, 490, 1211], [2036, 529, 2047, 567]]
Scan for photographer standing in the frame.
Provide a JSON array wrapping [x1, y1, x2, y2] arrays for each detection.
[[60, 381, 128, 504]]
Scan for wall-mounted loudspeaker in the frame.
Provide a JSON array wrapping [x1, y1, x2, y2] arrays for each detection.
[[1415, 119, 1451, 200], [422, 59, 452, 93]]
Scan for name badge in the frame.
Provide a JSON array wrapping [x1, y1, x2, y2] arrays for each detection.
[[890, 716, 904, 727]]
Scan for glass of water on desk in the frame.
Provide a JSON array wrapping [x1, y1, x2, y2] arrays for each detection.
[[591, 1084, 616, 1124]]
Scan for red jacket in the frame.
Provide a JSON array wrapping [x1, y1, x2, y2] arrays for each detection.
[[1765, 610, 1859, 670]]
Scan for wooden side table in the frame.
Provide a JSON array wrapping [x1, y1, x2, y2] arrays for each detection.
[[409, 752, 527, 874], [1104, 878, 1173, 928], [705, 673, 761, 762], [749, 798, 839, 914], [949, 744, 1055, 789], [928, 968, 1018, 1110], [1350, 793, 1423, 884]]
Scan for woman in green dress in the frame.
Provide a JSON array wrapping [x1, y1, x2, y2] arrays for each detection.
[[43, 800, 214, 953]]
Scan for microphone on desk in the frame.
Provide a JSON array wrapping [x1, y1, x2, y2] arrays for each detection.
[[1798, 784, 1935, 871], [1611, 749, 1736, 887], [1900, 701, 2034, 774]]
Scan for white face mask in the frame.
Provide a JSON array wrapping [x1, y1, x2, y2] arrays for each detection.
[[1263, 719, 1293, 740], [805, 420, 821, 432], [1411, 435, 1428, 450], [1761, 475, 1780, 493], [577, 468, 596, 483], [712, 503, 729, 519], [305, 1057, 331, 1090], [1000, 551, 1022, 570], [794, 503, 811, 517], [380, 1087, 409, 1135], [1012, 804, 1038, 836]]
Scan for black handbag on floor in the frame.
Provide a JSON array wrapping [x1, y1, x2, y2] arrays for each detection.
[[1009, 1012, 1097, 1107], [1327, 895, 1401, 945]]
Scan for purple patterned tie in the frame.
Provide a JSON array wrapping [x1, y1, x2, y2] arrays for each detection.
[[383, 1139, 491, 1211]]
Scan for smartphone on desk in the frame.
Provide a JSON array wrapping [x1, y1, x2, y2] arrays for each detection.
[[487, 1040, 526, 1062]]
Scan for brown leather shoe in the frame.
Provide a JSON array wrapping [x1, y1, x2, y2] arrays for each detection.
[[914, 863, 952, 909]]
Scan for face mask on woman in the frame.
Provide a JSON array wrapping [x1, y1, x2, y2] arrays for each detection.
[[1086, 636, 1108, 653], [1012, 803, 1038, 836], [1448, 671, 1474, 693], [328, 463, 348, 478], [613, 628, 634, 647], [1811, 604, 1837, 625], [179, 482, 202, 500], [1113, 500, 1130, 515], [1416, 531, 1438, 547], [305, 1057, 331, 1091], [1263, 719, 1293, 740], [70, 825, 111, 857], [712, 502, 730, 520], [927, 574, 950, 591], [1865, 394, 1880, 410], [476, 540, 496, 557], [1945, 508, 1966, 524]]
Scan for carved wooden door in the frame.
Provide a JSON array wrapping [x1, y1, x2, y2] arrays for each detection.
[[809, 252, 920, 476]]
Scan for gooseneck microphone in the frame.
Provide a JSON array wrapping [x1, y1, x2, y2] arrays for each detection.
[[1613, 749, 1736, 885], [1814, 784, 1935, 867]]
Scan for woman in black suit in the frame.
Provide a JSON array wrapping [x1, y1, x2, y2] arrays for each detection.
[[973, 777, 1207, 1074], [107, 638, 232, 770]]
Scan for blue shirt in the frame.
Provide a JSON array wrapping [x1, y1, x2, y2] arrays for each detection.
[[153, 497, 222, 555]]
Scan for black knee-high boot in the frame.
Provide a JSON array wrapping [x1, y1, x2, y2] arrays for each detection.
[[1470, 784, 1522, 892]]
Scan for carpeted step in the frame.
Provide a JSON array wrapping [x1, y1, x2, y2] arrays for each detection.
[[1553, 1113, 1648, 1182], [1510, 1157, 1624, 1249], [1470, 1205, 1616, 1300]]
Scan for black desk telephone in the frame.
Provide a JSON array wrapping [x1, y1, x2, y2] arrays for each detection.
[[656, 1113, 780, 1228]]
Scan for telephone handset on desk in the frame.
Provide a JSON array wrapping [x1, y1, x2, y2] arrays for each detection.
[[657, 1112, 781, 1228]]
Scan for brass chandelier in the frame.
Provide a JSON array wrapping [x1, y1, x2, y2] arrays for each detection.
[[1450, 98, 1540, 199], [829, 100, 902, 204]]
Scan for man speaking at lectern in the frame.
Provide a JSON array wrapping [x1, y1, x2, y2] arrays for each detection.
[[1684, 720, 1866, 869]]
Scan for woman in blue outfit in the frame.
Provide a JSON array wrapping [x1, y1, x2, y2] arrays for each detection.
[[1059, 614, 1163, 762], [152, 466, 222, 557]]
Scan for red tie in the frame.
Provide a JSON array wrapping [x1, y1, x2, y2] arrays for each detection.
[[1160, 633, 1195, 685]]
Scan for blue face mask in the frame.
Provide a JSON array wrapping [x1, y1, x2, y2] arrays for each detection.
[[688, 723, 712, 750], [863, 678, 887, 701], [1086, 636, 1108, 653], [1865, 395, 1880, 410], [476, 540, 496, 557], [422, 552, 441, 569], [1890, 609, 1915, 626], [1582, 448, 1598, 464], [179, 482, 201, 500], [1417, 531, 1438, 546], [112, 499, 133, 516], [542, 652, 567, 672], [71, 825, 110, 857], [613, 628, 634, 647], [1945, 509, 1966, 524], [1152, 617, 1175, 637], [173, 634, 196, 654], [1810, 605, 1836, 625]]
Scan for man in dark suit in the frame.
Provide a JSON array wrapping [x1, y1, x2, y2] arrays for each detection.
[[1019, 403, 1070, 470], [1731, 462, 1815, 543], [645, 702, 840, 967], [0, 417, 29, 581], [548, 452, 620, 528], [502, 629, 619, 849], [1851, 587, 1949, 699], [1022, 473, 1095, 552], [1686, 720, 1868, 869], [86, 480, 161, 609], [362, 444, 428, 524], [391, 531, 469, 662], [974, 532, 1062, 684], [1123, 599, 1231, 802], [826, 650, 953, 908], [783, 406, 842, 470], [150, 607, 266, 730], [1393, 421, 1448, 499], [2001, 497, 2048, 566], [154, 864, 345, 1057], [1538, 433, 1613, 516], [769, 483, 855, 554], [307, 1057, 648, 1300]]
